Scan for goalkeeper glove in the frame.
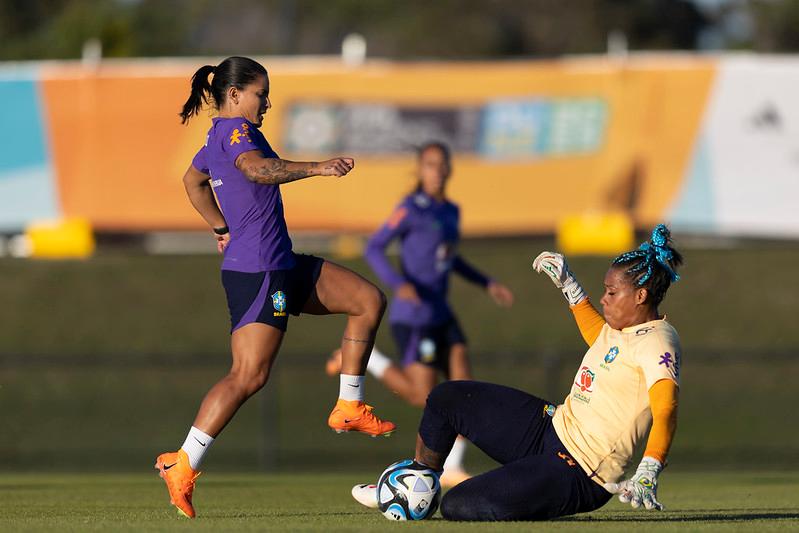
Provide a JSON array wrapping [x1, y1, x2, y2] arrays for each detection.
[[604, 457, 665, 511], [532, 251, 587, 306]]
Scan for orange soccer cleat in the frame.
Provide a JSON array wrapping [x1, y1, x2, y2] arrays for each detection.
[[328, 399, 396, 437], [154, 449, 201, 518]]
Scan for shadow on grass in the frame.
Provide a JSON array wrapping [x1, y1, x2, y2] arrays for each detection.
[[560, 509, 799, 523], [205, 511, 367, 519]]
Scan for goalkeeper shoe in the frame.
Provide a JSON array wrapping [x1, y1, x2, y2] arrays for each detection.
[[351, 483, 380, 509], [155, 449, 201, 518], [328, 399, 396, 437]]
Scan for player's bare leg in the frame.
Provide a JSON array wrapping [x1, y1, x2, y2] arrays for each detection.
[[193, 323, 284, 434], [156, 323, 283, 518], [393, 363, 438, 407], [447, 343, 471, 381], [327, 350, 437, 408], [303, 261, 396, 436]]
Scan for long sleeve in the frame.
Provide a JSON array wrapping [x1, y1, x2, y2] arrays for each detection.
[[643, 379, 679, 463], [452, 255, 490, 288], [568, 299, 606, 346], [364, 206, 410, 290]]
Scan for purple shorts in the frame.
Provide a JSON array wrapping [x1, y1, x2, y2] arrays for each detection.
[[390, 318, 467, 374], [221, 254, 323, 332]]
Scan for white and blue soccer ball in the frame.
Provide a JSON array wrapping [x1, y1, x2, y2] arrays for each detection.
[[377, 459, 441, 521]]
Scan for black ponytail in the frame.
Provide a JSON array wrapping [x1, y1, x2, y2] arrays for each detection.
[[179, 57, 268, 124], [180, 65, 215, 124]]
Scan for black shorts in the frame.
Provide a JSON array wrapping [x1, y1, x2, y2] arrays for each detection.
[[221, 253, 324, 333], [391, 319, 467, 373]]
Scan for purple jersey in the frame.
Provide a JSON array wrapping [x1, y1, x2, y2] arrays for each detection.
[[365, 191, 490, 327], [192, 117, 295, 273]]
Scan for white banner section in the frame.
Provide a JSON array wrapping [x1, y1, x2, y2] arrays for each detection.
[[670, 56, 799, 238]]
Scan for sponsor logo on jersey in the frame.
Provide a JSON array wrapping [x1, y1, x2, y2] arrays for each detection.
[[658, 351, 681, 377], [229, 123, 253, 146], [575, 366, 595, 393], [272, 291, 287, 316], [210, 178, 223, 188], [635, 326, 655, 336], [604, 346, 619, 364]]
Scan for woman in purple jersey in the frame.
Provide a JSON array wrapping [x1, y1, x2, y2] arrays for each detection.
[[326, 142, 514, 487], [154, 56, 396, 520]]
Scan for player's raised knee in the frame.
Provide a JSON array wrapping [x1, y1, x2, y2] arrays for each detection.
[[425, 380, 467, 411], [359, 282, 387, 321], [232, 368, 270, 397]]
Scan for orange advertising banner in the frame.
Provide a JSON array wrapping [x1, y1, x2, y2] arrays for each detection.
[[39, 57, 715, 234]]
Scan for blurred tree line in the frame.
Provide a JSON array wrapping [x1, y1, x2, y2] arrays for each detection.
[[0, 0, 797, 61]]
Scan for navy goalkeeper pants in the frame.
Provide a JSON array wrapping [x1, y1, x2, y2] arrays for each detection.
[[419, 380, 611, 521]]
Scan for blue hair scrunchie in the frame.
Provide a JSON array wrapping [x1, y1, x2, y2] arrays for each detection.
[[613, 224, 680, 286]]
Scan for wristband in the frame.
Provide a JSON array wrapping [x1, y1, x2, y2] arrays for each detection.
[[213, 225, 229, 235]]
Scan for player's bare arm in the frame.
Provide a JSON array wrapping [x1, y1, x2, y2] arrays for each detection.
[[182, 164, 226, 230], [235, 151, 354, 185]]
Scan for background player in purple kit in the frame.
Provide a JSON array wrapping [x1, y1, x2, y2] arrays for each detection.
[[326, 141, 514, 486], [154, 56, 396, 519]]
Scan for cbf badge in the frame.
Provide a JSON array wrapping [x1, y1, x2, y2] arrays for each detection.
[[419, 338, 436, 363], [272, 291, 287, 317], [543, 404, 556, 417], [604, 346, 619, 364]]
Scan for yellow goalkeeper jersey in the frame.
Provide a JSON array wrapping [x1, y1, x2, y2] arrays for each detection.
[[552, 318, 681, 485]]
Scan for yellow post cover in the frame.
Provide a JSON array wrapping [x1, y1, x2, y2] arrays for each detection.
[[557, 212, 634, 256], [26, 218, 95, 259]]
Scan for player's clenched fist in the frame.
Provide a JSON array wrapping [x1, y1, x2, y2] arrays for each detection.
[[317, 158, 355, 177], [532, 251, 586, 306]]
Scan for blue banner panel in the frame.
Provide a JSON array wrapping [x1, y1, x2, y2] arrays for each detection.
[[0, 76, 59, 231]]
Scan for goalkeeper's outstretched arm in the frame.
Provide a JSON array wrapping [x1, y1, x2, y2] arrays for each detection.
[[532, 251, 605, 346]]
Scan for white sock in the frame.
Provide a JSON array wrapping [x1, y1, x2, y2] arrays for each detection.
[[339, 374, 365, 402], [443, 436, 468, 472], [181, 426, 215, 470], [366, 346, 392, 379]]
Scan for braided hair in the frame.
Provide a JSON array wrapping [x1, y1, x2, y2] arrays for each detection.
[[612, 224, 683, 307]]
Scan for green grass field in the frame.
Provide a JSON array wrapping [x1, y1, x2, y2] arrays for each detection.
[[1, 238, 798, 529], [2, 239, 798, 472], [1, 471, 797, 531]]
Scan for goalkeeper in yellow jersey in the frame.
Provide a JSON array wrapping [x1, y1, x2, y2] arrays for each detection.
[[352, 225, 682, 520]]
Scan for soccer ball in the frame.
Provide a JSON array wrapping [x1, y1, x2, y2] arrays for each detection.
[[377, 459, 441, 521]]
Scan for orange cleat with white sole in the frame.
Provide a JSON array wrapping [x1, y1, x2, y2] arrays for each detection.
[[325, 349, 343, 377], [328, 399, 396, 437], [154, 449, 201, 518]]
